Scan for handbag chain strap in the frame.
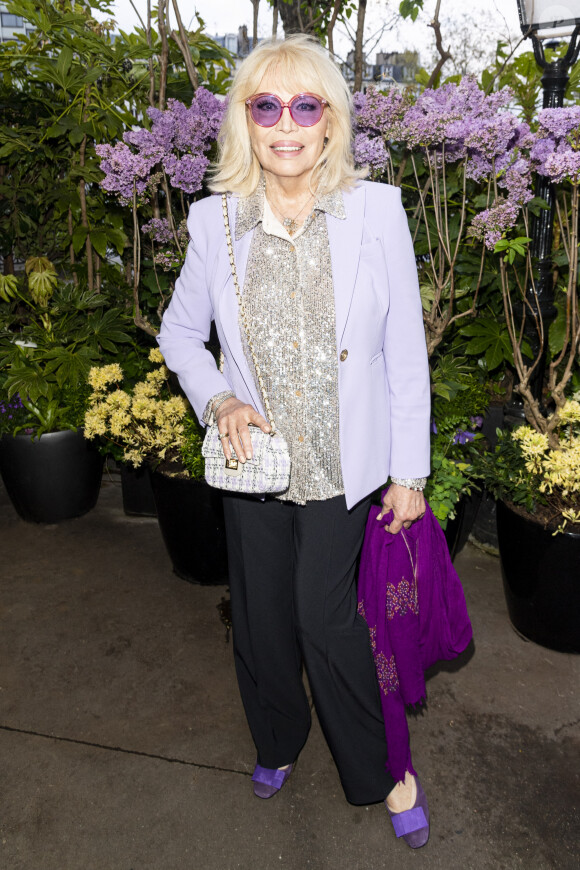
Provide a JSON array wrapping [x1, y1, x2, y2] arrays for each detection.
[[221, 193, 277, 434]]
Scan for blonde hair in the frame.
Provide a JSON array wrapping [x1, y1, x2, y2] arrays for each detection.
[[209, 35, 365, 197]]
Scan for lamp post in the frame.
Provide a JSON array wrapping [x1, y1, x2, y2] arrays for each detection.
[[510, 2, 580, 414]]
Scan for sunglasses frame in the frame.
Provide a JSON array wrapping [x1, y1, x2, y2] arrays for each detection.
[[245, 92, 329, 127]]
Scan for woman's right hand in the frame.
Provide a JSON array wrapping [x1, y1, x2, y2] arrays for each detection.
[[215, 397, 271, 462]]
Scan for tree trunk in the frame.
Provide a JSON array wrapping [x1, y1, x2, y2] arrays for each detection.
[[251, 0, 260, 47], [327, 0, 343, 58], [353, 0, 367, 92], [272, 0, 279, 37], [278, 0, 306, 35]]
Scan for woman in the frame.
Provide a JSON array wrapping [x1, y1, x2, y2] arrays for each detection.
[[158, 35, 431, 849]]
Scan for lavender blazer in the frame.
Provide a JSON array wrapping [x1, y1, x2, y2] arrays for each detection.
[[158, 180, 431, 509]]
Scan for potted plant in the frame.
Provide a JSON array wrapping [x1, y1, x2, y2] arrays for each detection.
[[84, 350, 228, 585], [476, 402, 580, 652], [425, 355, 492, 557], [0, 258, 132, 522], [470, 105, 580, 652]]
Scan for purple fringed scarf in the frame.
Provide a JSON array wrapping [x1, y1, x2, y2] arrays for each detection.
[[357, 492, 473, 784]]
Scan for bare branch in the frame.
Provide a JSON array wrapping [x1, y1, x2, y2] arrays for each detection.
[[425, 1, 452, 90], [158, 0, 169, 109]]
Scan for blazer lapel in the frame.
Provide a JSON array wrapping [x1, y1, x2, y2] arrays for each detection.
[[327, 184, 365, 346]]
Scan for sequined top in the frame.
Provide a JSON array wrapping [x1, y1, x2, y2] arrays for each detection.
[[233, 179, 346, 504]]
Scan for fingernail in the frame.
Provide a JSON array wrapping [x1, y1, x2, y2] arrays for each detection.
[[246, 452, 252, 460]]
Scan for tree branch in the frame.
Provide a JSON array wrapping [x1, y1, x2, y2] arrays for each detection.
[[425, 0, 452, 90], [171, 0, 199, 91]]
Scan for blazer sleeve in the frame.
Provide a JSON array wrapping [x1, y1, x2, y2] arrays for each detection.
[[381, 186, 431, 478], [157, 200, 232, 424]]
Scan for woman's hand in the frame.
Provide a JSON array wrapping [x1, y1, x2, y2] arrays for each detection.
[[215, 397, 271, 463], [377, 484, 426, 535]]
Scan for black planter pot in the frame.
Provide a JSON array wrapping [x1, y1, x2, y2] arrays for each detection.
[[0, 429, 104, 523], [150, 471, 228, 585], [497, 500, 580, 653], [443, 489, 483, 560], [120, 464, 157, 517]]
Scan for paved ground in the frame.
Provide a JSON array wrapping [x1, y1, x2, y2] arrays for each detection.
[[0, 474, 578, 870]]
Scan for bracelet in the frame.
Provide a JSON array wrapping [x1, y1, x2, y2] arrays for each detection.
[[202, 390, 234, 425], [212, 391, 235, 416], [391, 476, 427, 492]]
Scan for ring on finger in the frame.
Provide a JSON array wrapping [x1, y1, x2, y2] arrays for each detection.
[[218, 432, 229, 439]]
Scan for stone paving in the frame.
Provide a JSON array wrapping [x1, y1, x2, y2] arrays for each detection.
[[0, 474, 578, 870]]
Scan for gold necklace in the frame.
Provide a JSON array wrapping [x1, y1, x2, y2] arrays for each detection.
[[267, 189, 315, 236]]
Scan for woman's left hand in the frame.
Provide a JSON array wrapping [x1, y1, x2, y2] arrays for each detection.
[[377, 484, 426, 535]]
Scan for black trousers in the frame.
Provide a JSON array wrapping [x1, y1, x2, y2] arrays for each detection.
[[222, 492, 396, 805]]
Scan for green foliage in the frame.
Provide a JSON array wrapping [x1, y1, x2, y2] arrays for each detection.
[[426, 362, 490, 528], [0, 0, 233, 319], [459, 316, 517, 372], [474, 429, 539, 513], [179, 415, 205, 480], [0, 258, 133, 435], [399, 0, 423, 22], [494, 236, 531, 265], [424, 453, 473, 529]]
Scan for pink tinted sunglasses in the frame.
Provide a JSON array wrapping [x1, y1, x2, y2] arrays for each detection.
[[245, 92, 329, 127]]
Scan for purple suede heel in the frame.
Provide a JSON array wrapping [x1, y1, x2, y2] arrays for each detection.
[[386, 777, 430, 849], [251, 763, 293, 799]]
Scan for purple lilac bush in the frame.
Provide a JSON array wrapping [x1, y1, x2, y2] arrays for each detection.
[[354, 78, 535, 250], [96, 88, 225, 320], [97, 88, 225, 203]]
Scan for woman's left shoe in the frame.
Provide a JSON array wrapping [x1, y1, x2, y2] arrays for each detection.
[[386, 777, 430, 849], [251, 763, 293, 799]]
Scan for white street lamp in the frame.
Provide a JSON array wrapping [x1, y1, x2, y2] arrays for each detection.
[[516, 1, 580, 39]]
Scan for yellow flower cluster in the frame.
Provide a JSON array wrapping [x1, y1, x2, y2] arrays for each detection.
[[558, 399, 580, 425], [87, 363, 124, 392], [512, 415, 580, 500], [84, 357, 189, 467]]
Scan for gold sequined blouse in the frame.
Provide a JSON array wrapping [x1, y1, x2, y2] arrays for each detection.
[[231, 179, 346, 505]]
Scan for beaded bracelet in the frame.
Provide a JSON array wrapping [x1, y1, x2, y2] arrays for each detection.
[[391, 476, 427, 492]]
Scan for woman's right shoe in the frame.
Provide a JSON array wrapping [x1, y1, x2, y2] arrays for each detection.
[[251, 763, 293, 799], [386, 777, 430, 849]]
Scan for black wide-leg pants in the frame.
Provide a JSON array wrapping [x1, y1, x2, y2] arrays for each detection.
[[222, 492, 396, 805]]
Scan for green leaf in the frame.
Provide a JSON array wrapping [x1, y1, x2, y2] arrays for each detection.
[[56, 46, 73, 80], [90, 229, 108, 259], [72, 225, 89, 254], [4, 366, 49, 404]]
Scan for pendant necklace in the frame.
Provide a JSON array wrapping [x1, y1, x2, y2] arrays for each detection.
[[267, 190, 315, 236]]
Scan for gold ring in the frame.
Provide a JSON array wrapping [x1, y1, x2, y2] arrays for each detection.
[[219, 432, 229, 439]]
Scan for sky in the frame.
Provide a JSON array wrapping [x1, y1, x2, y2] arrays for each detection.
[[102, 0, 525, 66]]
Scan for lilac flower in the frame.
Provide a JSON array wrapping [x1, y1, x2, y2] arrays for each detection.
[[163, 153, 209, 194], [532, 107, 580, 184], [96, 142, 160, 203], [353, 133, 389, 174], [470, 199, 521, 249], [543, 151, 580, 184], [536, 106, 580, 139], [141, 218, 174, 244], [353, 86, 411, 141], [402, 78, 513, 151], [98, 87, 225, 200]]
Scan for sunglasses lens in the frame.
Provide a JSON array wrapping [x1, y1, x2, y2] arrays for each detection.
[[250, 95, 282, 126], [291, 95, 323, 126]]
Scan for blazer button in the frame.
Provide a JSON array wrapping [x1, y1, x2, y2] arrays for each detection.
[[340, 349, 348, 362]]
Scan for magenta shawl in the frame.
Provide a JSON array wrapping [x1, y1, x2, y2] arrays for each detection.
[[357, 493, 473, 783]]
